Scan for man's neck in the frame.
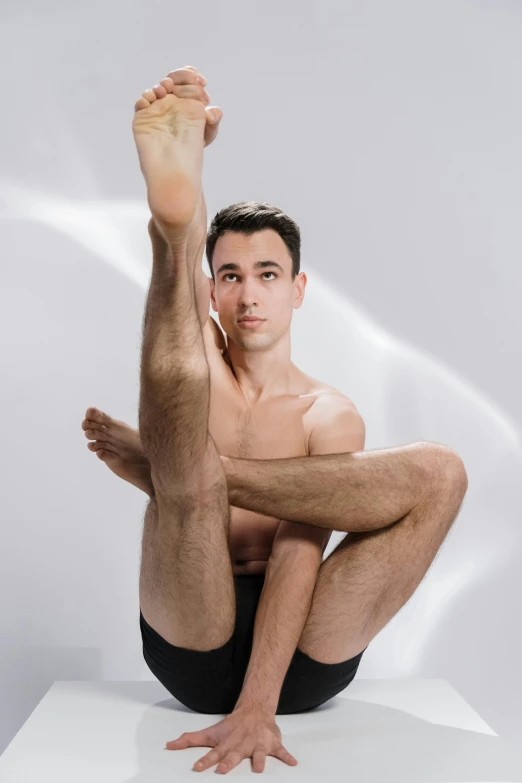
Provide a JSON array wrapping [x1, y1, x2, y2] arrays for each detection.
[[225, 344, 297, 405]]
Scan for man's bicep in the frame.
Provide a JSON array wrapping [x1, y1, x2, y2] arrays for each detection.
[[196, 266, 211, 329], [270, 396, 366, 560], [308, 396, 366, 456], [305, 397, 366, 552]]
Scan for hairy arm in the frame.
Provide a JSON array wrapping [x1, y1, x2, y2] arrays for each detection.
[[234, 546, 323, 714], [187, 189, 212, 330], [233, 396, 366, 714]]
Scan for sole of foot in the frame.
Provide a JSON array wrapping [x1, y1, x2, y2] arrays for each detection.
[[132, 91, 207, 247]]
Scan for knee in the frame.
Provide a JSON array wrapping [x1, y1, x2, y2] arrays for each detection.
[[419, 441, 468, 499], [153, 469, 228, 511]]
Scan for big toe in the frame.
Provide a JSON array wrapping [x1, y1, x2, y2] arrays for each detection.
[[84, 407, 110, 428]]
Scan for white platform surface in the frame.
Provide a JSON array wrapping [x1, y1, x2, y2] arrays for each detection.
[[1, 679, 521, 781]]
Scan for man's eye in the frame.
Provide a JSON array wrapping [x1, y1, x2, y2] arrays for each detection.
[[223, 272, 276, 281]]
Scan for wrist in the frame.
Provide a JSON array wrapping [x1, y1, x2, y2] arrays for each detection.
[[233, 697, 277, 717]]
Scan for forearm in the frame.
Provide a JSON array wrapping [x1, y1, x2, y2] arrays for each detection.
[[185, 188, 208, 279], [221, 444, 430, 534], [234, 550, 321, 714]]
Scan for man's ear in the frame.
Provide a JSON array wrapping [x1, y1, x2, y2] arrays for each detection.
[[209, 277, 217, 311], [294, 271, 307, 310]]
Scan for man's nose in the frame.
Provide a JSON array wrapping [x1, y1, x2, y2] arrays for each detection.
[[238, 281, 259, 306]]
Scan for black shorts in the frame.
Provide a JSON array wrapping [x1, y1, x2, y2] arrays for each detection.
[[140, 572, 367, 715]]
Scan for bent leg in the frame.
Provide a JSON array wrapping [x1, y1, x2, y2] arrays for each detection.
[[222, 442, 468, 533], [297, 467, 467, 664]]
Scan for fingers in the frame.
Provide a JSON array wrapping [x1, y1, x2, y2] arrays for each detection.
[[165, 714, 296, 773], [166, 731, 212, 750], [193, 746, 225, 771], [206, 105, 222, 124], [253, 748, 267, 773], [147, 79, 209, 104], [216, 747, 249, 774], [165, 66, 209, 104], [135, 65, 211, 113], [202, 105, 223, 148], [193, 744, 293, 774], [173, 84, 210, 104], [166, 65, 207, 87], [182, 64, 204, 80], [275, 746, 299, 765], [141, 65, 208, 104]]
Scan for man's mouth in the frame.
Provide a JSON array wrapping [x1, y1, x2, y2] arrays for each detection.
[[238, 317, 265, 327]]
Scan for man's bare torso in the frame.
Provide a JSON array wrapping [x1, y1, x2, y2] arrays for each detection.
[[204, 316, 346, 576]]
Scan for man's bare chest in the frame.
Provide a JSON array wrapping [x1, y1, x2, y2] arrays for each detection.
[[205, 347, 316, 461], [203, 334, 321, 572]]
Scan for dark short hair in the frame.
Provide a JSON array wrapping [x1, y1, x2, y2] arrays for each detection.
[[205, 201, 301, 282]]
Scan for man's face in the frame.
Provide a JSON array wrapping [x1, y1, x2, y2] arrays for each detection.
[[209, 229, 306, 352]]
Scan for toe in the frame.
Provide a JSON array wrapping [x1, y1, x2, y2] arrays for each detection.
[[159, 77, 174, 93], [87, 407, 109, 426], [152, 84, 167, 99], [135, 97, 150, 111], [89, 440, 113, 455], [85, 427, 109, 441]]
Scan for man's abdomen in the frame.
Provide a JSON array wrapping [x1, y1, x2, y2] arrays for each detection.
[[229, 506, 280, 576]]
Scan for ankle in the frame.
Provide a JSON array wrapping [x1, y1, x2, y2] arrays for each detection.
[[220, 455, 238, 502]]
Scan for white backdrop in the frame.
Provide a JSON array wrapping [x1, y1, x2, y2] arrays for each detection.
[[2, 0, 522, 756]]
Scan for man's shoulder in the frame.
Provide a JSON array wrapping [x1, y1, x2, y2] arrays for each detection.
[[307, 387, 362, 426], [303, 383, 365, 455], [297, 370, 358, 411]]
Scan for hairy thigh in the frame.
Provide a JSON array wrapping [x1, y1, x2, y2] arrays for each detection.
[[139, 486, 236, 651]]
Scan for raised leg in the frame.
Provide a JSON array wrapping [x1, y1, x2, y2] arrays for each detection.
[[135, 74, 235, 652]]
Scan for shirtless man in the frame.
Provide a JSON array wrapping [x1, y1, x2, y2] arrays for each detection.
[[81, 66, 468, 771]]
